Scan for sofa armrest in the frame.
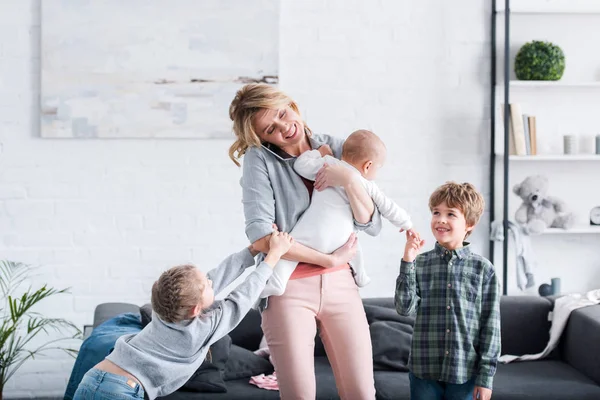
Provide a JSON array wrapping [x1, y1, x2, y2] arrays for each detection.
[[93, 302, 140, 328], [561, 304, 600, 385]]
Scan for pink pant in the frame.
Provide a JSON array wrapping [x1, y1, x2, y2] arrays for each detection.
[[261, 268, 375, 400]]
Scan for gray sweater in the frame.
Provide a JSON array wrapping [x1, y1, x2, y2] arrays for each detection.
[[106, 248, 272, 399]]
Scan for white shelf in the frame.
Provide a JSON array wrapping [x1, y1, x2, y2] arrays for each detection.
[[495, 154, 600, 161], [505, 154, 600, 161], [543, 226, 600, 234], [496, 0, 600, 14], [497, 81, 600, 88]]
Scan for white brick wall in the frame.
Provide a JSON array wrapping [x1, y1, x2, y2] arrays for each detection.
[[1, 0, 492, 397]]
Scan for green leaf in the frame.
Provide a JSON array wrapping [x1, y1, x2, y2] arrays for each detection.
[[0, 259, 81, 387]]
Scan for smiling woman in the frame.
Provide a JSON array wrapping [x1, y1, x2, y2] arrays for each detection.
[[228, 83, 382, 399]]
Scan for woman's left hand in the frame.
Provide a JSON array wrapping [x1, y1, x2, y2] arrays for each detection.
[[314, 163, 355, 191]]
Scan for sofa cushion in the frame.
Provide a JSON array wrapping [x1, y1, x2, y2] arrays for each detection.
[[229, 309, 264, 351], [373, 369, 411, 400], [364, 304, 413, 372], [180, 335, 231, 393], [493, 360, 600, 400], [163, 378, 281, 399], [223, 344, 274, 381]]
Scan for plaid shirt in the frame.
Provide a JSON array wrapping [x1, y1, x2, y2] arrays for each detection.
[[394, 242, 501, 389]]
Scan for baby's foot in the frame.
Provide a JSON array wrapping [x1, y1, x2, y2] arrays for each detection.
[[329, 233, 357, 268]]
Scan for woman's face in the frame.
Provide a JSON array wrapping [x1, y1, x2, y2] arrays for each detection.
[[253, 105, 306, 149]]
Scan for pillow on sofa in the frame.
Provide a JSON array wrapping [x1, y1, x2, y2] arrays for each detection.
[[223, 344, 274, 380], [370, 321, 412, 372], [181, 335, 232, 393], [140, 303, 152, 328], [364, 304, 413, 372]]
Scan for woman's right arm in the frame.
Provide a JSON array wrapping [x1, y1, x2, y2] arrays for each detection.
[[242, 149, 355, 268]]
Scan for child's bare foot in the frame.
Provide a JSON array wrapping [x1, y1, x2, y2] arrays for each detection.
[[327, 233, 357, 268]]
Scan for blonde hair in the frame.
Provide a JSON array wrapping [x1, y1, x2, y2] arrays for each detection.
[[151, 264, 205, 323], [429, 182, 485, 237], [342, 129, 386, 165], [228, 83, 310, 166]]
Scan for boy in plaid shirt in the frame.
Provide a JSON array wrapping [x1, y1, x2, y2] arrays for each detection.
[[395, 182, 501, 400]]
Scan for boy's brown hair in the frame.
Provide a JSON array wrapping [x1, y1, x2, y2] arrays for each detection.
[[151, 264, 205, 323], [429, 182, 485, 235]]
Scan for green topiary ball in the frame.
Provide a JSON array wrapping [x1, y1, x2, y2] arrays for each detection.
[[514, 40, 565, 81]]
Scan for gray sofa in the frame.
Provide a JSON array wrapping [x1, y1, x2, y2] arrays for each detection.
[[93, 296, 600, 400]]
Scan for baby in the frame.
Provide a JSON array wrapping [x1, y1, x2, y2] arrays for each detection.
[[261, 129, 417, 297]]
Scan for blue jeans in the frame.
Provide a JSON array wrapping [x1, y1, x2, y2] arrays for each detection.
[[65, 313, 142, 399], [74, 368, 145, 400], [409, 372, 475, 400]]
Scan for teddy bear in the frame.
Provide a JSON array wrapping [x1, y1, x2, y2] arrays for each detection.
[[513, 175, 574, 234]]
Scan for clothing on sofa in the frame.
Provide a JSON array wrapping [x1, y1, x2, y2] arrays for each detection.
[[249, 372, 279, 391], [490, 220, 536, 290], [105, 248, 272, 400], [395, 242, 501, 389], [500, 289, 600, 363], [64, 312, 142, 400], [260, 150, 412, 298]]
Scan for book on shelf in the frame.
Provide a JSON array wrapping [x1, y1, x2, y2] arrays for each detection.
[[528, 116, 537, 155], [500, 103, 537, 156], [523, 113, 531, 155]]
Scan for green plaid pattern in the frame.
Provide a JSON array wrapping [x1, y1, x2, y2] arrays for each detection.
[[394, 242, 501, 389]]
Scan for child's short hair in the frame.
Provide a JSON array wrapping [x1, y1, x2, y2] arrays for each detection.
[[342, 129, 386, 165], [151, 264, 205, 323], [429, 182, 485, 230]]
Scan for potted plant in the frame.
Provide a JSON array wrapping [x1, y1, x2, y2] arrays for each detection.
[[514, 40, 566, 81], [0, 260, 81, 399]]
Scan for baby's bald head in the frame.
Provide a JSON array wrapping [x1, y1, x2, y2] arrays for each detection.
[[342, 130, 387, 180]]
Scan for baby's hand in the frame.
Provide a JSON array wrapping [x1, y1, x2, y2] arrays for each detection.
[[405, 228, 421, 242], [403, 230, 425, 263], [318, 144, 333, 157], [268, 230, 294, 258]]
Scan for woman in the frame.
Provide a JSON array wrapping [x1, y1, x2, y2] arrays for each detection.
[[228, 83, 381, 399]]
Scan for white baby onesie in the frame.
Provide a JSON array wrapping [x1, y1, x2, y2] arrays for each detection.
[[260, 150, 412, 298]]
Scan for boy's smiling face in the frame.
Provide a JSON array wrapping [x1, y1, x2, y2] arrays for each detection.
[[430, 201, 473, 250]]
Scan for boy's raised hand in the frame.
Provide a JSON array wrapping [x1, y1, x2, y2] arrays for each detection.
[[403, 230, 425, 263]]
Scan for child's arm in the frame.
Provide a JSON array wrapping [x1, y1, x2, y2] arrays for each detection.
[[206, 232, 294, 344], [207, 246, 260, 295], [475, 265, 501, 391], [394, 231, 425, 316], [293, 149, 334, 181], [364, 181, 413, 231]]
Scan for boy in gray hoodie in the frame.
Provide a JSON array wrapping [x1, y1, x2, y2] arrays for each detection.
[[74, 230, 293, 400]]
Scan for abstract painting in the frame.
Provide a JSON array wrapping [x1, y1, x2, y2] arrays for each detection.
[[41, 0, 279, 138]]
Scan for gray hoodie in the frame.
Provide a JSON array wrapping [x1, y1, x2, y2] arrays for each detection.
[[106, 248, 271, 399]]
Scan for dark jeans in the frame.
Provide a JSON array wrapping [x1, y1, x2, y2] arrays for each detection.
[[409, 372, 475, 400]]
